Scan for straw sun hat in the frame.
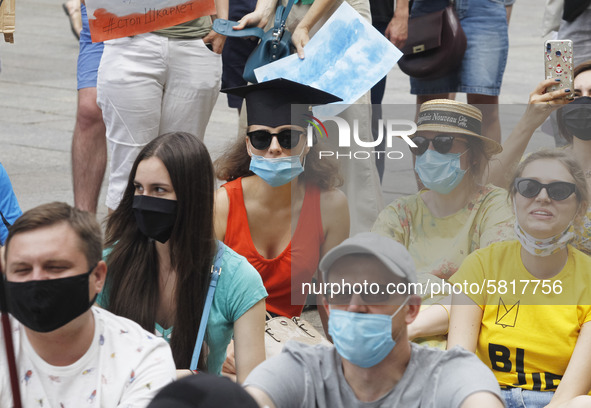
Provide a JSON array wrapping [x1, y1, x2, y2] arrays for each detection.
[[414, 99, 502, 156]]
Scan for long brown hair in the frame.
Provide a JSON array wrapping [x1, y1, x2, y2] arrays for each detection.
[[104, 132, 215, 369], [215, 136, 343, 190]]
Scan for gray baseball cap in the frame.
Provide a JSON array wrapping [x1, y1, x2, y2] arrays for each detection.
[[320, 232, 417, 284]]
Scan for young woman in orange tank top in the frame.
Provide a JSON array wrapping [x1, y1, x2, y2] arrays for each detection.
[[214, 80, 350, 329]]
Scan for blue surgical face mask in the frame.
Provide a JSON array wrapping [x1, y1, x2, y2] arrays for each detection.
[[248, 145, 306, 187], [328, 296, 410, 368], [414, 149, 468, 194]]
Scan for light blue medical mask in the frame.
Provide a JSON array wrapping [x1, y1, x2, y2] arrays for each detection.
[[248, 145, 306, 187], [414, 149, 468, 194], [328, 297, 410, 368]]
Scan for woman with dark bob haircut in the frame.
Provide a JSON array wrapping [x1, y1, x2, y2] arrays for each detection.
[[98, 132, 267, 381]]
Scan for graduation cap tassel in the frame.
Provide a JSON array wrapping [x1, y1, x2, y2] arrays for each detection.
[[0, 260, 22, 408]]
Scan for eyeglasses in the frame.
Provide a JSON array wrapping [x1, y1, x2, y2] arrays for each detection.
[[247, 129, 304, 150], [326, 285, 394, 305], [514, 178, 576, 201], [410, 134, 461, 156]]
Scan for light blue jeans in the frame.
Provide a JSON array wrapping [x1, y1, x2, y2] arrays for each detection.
[[410, 0, 509, 96], [501, 388, 554, 408]]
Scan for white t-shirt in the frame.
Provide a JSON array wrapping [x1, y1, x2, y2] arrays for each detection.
[[0, 307, 176, 408]]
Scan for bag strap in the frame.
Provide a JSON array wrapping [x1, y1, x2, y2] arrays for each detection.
[[280, 0, 296, 26], [212, 19, 265, 39], [189, 241, 225, 371], [213, 0, 295, 39]]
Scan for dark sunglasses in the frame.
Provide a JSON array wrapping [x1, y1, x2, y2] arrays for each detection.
[[410, 134, 460, 156], [514, 178, 576, 201], [247, 129, 304, 150], [327, 285, 394, 305]]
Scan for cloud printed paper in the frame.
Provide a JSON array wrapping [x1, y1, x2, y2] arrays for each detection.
[[255, 2, 402, 116]]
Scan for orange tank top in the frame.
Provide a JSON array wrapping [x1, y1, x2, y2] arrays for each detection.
[[223, 178, 325, 317]]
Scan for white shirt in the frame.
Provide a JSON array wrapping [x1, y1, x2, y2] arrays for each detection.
[[0, 307, 176, 408]]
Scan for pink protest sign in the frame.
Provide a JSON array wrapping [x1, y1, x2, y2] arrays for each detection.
[[85, 0, 216, 42]]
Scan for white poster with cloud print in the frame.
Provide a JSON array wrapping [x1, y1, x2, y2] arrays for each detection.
[[254, 2, 402, 116]]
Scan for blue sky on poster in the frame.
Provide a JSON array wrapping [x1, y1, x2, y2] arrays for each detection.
[[255, 2, 402, 116]]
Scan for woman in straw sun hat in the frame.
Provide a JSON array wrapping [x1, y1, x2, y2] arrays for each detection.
[[372, 99, 514, 349]]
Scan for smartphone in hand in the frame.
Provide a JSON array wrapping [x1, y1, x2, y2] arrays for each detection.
[[544, 39, 574, 98]]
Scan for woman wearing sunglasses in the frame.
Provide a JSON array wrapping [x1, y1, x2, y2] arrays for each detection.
[[448, 149, 591, 408], [372, 99, 514, 348], [488, 63, 591, 255], [215, 79, 349, 325]]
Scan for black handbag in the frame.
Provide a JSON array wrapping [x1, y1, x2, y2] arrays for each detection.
[[397, 4, 467, 80], [213, 0, 295, 83]]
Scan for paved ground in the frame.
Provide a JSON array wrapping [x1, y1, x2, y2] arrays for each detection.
[[0, 0, 562, 327], [0, 0, 558, 216]]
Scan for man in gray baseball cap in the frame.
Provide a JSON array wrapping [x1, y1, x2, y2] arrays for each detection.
[[244, 232, 504, 408]]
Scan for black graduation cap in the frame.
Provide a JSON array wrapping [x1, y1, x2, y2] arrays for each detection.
[[222, 78, 342, 128]]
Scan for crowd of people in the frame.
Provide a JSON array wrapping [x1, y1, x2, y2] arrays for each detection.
[[1, 0, 591, 407]]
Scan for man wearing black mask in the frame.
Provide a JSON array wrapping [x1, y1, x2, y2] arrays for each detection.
[[0, 202, 176, 407]]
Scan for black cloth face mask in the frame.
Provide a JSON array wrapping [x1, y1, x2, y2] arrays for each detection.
[[133, 195, 178, 244], [6, 265, 98, 333], [561, 96, 591, 141]]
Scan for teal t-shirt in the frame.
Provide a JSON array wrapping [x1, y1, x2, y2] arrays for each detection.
[[98, 243, 267, 375]]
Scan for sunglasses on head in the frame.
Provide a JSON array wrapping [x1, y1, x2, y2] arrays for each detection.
[[514, 178, 576, 201], [410, 134, 464, 156], [247, 129, 304, 150]]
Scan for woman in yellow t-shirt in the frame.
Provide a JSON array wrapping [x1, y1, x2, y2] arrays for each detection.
[[448, 149, 591, 408], [488, 62, 591, 255], [372, 99, 514, 347]]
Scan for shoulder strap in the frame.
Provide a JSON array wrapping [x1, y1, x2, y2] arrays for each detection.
[[281, 0, 296, 24], [212, 19, 265, 39], [189, 241, 225, 371]]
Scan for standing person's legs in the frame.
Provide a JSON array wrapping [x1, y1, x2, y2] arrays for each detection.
[[370, 21, 388, 182], [456, 0, 507, 144], [311, 0, 385, 233], [160, 39, 222, 139], [72, 3, 106, 213], [72, 88, 106, 213], [410, 0, 507, 145], [467, 94, 500, 143], [97, 34, 167, 211]]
